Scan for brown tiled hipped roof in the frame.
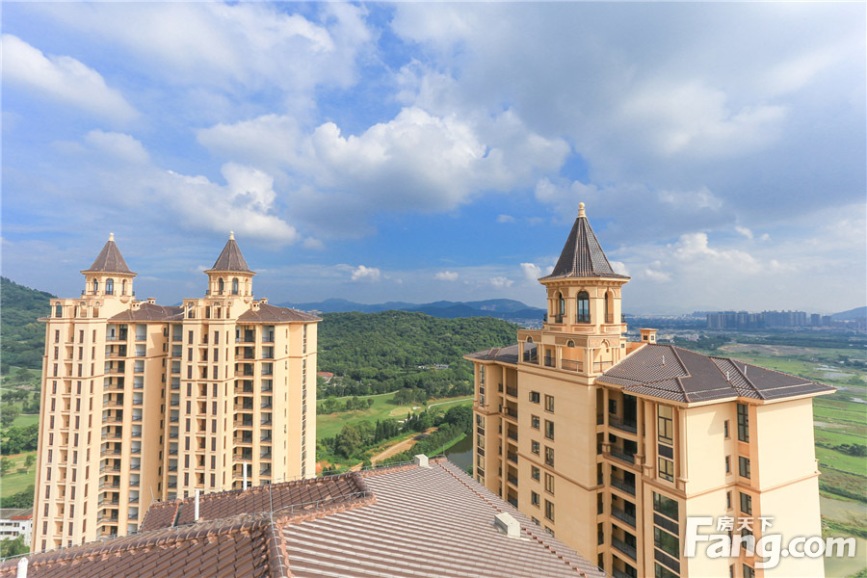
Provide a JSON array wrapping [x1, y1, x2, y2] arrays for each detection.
[[238, 303, 320, 324], [82, 234, 134, 275], [208, 233, 252, 273], [598, 343, 834, 403], [3, 460, 603, 578], [542, 203, 628, 281], [109, 303, 184, 322]]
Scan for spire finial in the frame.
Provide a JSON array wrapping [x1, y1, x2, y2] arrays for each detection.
[[109, 232, 115, 242], [578, 202, 586, 218], [229, 231, 235, 241]]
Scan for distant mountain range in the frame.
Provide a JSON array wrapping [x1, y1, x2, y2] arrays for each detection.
[[832, 306, 867, 321], [280, 298, 546, 321]]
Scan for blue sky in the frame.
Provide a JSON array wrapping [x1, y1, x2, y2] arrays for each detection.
[[2, 2, 865, 314]]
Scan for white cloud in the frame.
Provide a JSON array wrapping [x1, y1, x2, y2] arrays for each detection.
[[520, 263, 542, 282], [735, 226, 754, 240], [2, 34, 136, 122], [435, 271, 459, 281], [490, 276, 514, 289], [351, 265, 381, 282], [610, 261, 630, 277], [497, 214, 515, 223], [84, 130, 149, 164]]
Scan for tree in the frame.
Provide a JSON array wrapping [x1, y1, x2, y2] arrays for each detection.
[[0, 457, 13, 476], [0, 535, 29, 558], [24, 454, 36, 471], [0, 403, 19, 427]]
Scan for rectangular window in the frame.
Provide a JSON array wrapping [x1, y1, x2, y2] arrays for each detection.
[[653, 492, 679, 520], [740, 492, 752, 515], [531, 466, 540, 481], [726, 491, 732, 510], [658, 457, 674, 481], [743, 564, 756, 578], [737, 403, 750, 442], [654, 527, 680, 558], [529, 391, 540, 403], [545, 500, 555, 522], [724, 420, 730, 439], [544, 395, 554, 413], [531, 415, 540, 429], [544, 473, 554, 494], [531, 440, 540, 455], [545, 446, 554, 467], [725, 455, 731, 474], [544, 420, 554, 440], [739, 456, 751, 479], [531, 491, 540, 506], [657, 405, 674, 445]]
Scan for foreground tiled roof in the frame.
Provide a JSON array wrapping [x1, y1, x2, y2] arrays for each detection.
[[465, 343, 528, 365], [541, 204, 628, 281], [597, 344, 834, 403], [208, 233, 252, 273], [2, 460, 603, 578], [109, 303, 184, 322], [82, 234, 133, 275], [238, 303, 321, 324]]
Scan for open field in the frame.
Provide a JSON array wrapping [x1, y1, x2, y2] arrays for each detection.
[[0, 453, 37, 500], [316, 391, 472, 440]]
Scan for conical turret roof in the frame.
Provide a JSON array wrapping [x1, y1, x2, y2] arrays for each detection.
[[82, 233, 134, 275], [207, 232, 252, 273], [541, 203, 629, 281]]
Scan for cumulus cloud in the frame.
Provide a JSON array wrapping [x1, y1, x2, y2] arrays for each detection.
[[84, 130, 149, 164], [2, 34, 136, 122], [497, 214, 515, 223], [351, 265, 381, 282], [435, 271, 459, 281], [490, 276, 513, 289], [520, 262, 542, 282]]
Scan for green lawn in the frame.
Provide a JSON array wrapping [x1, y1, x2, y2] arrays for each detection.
[[316, 392, 472, 440], [0, 453, 37, 499], [10, 413, 39, 428]]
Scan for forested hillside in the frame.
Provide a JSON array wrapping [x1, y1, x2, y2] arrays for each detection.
[[1, 277, 53, 373], [317, 311, 517, 398]]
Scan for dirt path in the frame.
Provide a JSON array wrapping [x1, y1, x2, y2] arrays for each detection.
[[369, 427, 438, 465]]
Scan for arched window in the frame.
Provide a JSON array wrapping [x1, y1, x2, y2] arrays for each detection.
[[106, 279, 114, 295], [218, 278, 224, 295], [92, 279, 99, 294], [121, 280, 127, 296], [577, 291, 590, 323], [557, 293, 565, 322], [232, 278, 239, 295], [526, 336, 534, 344], [567, 340, 575, 348], [604, 291, 613, 323], [54, 303, 63, 318]]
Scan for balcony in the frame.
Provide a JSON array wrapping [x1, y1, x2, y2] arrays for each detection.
[[611, 506, 636, 528], [505, 386, 518, 398], [612, 538, 637, 560], [507, 474, 518, 487], [611, 477, 636, 496], [507, 452, 518, 464], [610, 447, 636, 466], [609, 415, 637, 434]]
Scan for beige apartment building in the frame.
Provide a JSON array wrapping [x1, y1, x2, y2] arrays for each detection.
[[31, 234, 319, 552], [467, 204, 834, 578]]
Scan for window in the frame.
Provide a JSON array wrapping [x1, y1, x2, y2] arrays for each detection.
[[743, 564, 756, 578], [654, 563, 680, 578], [658, 405, 674, 445], [106, 278, 114, 295], [531, 415, 540, 429], [739, 456, 751, 479], [653, 492, 679, 520], [232, 278, 239, 295], [544, 395, 554, 413], [545, 420, 555, 440], [545, 500, 555, 521], [725, 455, 731, 474], [724, 420, 730, 439], [218, 278, 225, 294], [531, 466, 541, 481], [658, 457, 674, 481], [737, 404, 750, 442], [529, 391, 540, 403], [545, 446, 555, 467], [740, 492, 752, 515], [557, 293, 565, 321], [531, 491, 540, 506], [577, 291, 590, 322], [531, 441, 540, 455], [544, 473, 555, 494], [726, 491, 732, 510], [654, 527, 680, 558]]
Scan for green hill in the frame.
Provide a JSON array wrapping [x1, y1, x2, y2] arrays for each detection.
[[1, 277, 54, 373]]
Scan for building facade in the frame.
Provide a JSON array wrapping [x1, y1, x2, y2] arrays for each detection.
[[467, 204, 834, 578], [31, 234, 319, 552]]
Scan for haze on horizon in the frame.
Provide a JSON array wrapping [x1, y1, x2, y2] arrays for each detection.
[[2, 3, 865, 315]]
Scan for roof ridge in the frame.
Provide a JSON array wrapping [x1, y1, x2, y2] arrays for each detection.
[[725, 357, 769, 400]]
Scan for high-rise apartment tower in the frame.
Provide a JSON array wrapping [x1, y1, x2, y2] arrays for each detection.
[[32, 234, 319, 552], [466, 204, 833, 578]]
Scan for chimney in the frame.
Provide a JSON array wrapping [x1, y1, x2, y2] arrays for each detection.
[[413, 454, 430, 468], [16, 558, 27, 578], [493, 512, 521, 538], [194, 489, 200, 522], [640, 328, 657, 343]]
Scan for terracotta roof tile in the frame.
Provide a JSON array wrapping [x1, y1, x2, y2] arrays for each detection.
[[207, 235, 252, 273], [109, 303, 184, 322], [82, 235, 134, 275], [541, 204, 628, 281], [238, 303, 320, 324]]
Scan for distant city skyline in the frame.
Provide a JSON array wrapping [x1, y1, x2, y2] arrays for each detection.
[[2, 3, 865, 314]]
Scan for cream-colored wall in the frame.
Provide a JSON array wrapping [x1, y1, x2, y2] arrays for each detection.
[[758, 476, 825, 578], [683, 404, 729, 494], [754, 399, 818, 489]]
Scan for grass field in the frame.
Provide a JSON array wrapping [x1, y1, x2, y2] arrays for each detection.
[[316, 391, 472, 440], [0, 453, 37, 499]]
